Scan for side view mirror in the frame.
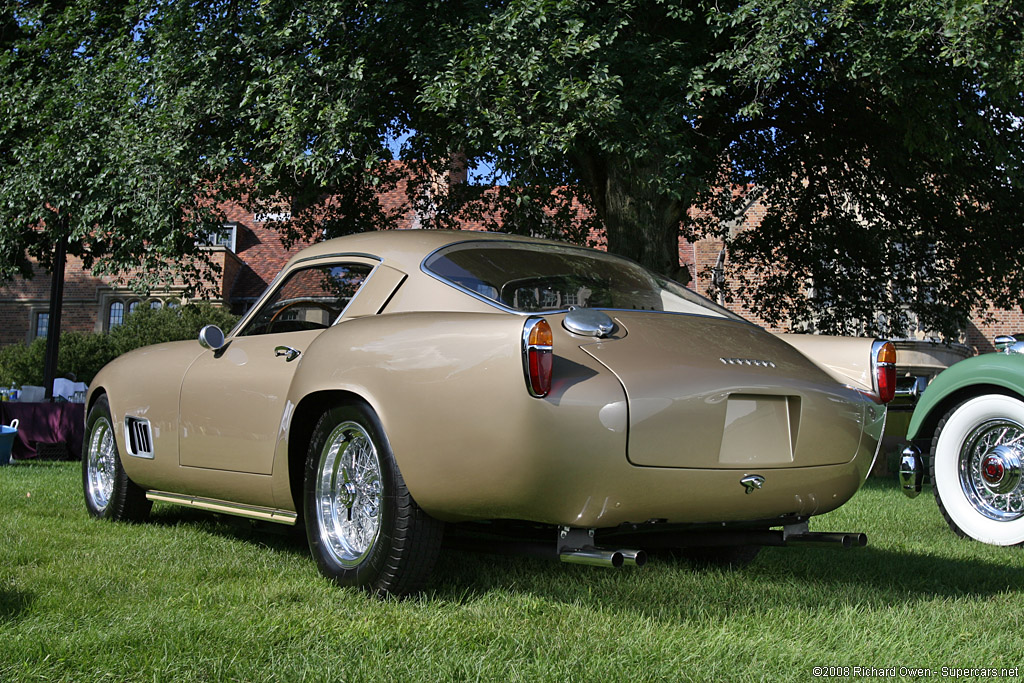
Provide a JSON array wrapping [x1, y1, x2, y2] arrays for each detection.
[[198, 325, 226, 351]]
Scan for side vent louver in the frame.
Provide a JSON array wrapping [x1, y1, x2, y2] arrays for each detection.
[[124, 417, 155, 459]]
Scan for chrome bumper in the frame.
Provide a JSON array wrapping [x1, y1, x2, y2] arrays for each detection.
[[888, 375, 929, 412], [899, 445, 924, 498]]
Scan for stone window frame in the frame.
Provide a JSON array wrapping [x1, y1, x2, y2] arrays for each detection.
[[26, 307, 49, 342], [97, 288, 185, 332]]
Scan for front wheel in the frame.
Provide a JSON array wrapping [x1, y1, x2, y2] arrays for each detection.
[[82, 394, 151, 522], [931, 394, 1024, 545], [303, 402, 443, 597]]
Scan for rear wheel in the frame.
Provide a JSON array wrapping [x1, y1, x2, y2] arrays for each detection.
[[82, 395, 151, 521], [304, 402, 443, 597], [931, 394, 1024, 546]]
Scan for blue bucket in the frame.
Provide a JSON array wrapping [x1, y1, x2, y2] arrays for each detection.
[[0, 419, 19, 466]]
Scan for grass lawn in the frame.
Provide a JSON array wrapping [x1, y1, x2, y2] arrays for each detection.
[[2, 462, 1023, 682]]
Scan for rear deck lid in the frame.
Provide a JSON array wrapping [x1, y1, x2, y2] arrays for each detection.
[[578, 312, 867, 469]]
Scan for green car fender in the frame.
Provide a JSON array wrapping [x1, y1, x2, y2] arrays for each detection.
[[907, 353, 1024, 441]]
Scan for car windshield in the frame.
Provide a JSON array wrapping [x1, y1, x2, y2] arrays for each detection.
[[424, 241, 742, 319]]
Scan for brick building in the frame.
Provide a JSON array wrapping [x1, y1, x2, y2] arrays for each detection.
[[1, 201, 280, 345], [0, 180, 1020, 354], [0, 172, 429, 345]]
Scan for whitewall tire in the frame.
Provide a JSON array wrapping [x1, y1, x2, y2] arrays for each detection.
[[931, 394, 1024, 546]]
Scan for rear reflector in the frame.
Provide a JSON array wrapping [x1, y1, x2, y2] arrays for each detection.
[[523, 318, 553, 397], [873, 341, 897, 404]]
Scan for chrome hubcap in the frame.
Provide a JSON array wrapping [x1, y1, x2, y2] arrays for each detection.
[[87, 417, 116, 510], [315, 421, 383, 568], [959, 419, 1024, 521], [980, 446, 1022, 494]]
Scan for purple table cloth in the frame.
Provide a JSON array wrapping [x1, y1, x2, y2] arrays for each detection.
[[0, 402, 85, 460]]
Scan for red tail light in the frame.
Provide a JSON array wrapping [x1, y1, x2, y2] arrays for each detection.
[[523, 318, 553, 397], [873, 341, 897, 404]]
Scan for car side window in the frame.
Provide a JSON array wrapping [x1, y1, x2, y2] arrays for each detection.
[[239, 263, 375, 337]]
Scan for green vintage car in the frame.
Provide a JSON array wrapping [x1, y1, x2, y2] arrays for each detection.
[[901, 335, 1024, 545]]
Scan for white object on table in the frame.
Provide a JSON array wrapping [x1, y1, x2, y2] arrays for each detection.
[[52, 379, 88, 401], [19, 385, 45, 403]]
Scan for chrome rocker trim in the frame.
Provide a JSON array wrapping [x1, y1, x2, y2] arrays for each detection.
[[146, 491, 298, 525]]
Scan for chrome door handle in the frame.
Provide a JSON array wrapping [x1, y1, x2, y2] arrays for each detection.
[[274, 346, 301, 362]]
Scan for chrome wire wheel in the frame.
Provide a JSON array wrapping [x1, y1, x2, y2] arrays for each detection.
[[86, 416, 117, 511], [933, 394, 1024, 545], [315, 421, 383, 568], [958, 418, 1024, 522]]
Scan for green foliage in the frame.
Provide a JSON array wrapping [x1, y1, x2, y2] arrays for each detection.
[[411, 0, 1024, 337], [3, 0, 1023, 339], [105, 302, 239, 357], [0, 1, 230, 294], [0, 303, 238, 387]]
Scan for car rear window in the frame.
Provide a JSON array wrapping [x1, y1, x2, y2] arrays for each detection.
[[423, 241, 741, 319]]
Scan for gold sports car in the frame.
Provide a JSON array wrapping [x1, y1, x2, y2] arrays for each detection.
[[83, 230, 895, 596]]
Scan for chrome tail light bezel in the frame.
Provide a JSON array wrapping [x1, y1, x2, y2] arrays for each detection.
[[871, 340, 897, 404], [522, 317, 553, 398]]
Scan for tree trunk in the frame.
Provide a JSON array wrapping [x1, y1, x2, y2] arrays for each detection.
[[43, 233, 68, 402], [574, 153, 688, 283]]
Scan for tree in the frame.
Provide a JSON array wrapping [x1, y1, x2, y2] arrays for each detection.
[[1, 0, 241, 394], [0, 1, 234, 288], [411, 0, 1024, 337], [0, 302, 239, 386], [4, 1, 1022, 341]]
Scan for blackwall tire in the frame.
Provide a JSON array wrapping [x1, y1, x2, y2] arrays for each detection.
[[304, 402, 444, 597], [82, 394, 151, 522], [931, 394, 1024, 546]]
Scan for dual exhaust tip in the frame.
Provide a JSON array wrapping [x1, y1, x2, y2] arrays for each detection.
[[560, 546, 647, 568]]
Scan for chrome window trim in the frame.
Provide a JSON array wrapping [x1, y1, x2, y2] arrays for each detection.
[[419, 238, 753, 325], [229, 253, 383, 338]]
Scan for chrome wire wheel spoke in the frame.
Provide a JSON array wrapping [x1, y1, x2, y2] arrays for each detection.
[[315, 421, 384, 568], [87, 417, 116, 510], [959, 418, 1024, 522]]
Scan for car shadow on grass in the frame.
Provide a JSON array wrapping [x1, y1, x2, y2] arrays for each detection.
[[138, 487, 1022, 615], [147, 505, 310, 558], [428, 543, 1023, 619]]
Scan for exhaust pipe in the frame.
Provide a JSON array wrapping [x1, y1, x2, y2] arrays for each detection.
[[784, 531, 867, 548], [619, 548, 647, 567], [559, 547, 647, 568], [560, 547, 624, 568]]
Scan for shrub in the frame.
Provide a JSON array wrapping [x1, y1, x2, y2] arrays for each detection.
[[105, 302, 239, 357], [0, 302, 239, 387]]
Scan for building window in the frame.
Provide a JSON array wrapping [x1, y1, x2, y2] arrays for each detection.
[[149, 300, 162, 310], [109, 301, 125, 328], [198, 223, 238, 252], [35, 312, 49, 339], [128, 300, 140, 315]]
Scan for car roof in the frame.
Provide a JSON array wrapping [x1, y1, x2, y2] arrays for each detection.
[[285, 229, 564, 274]]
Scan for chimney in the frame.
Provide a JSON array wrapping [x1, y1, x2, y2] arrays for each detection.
[[448, 151, 469, 187]]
